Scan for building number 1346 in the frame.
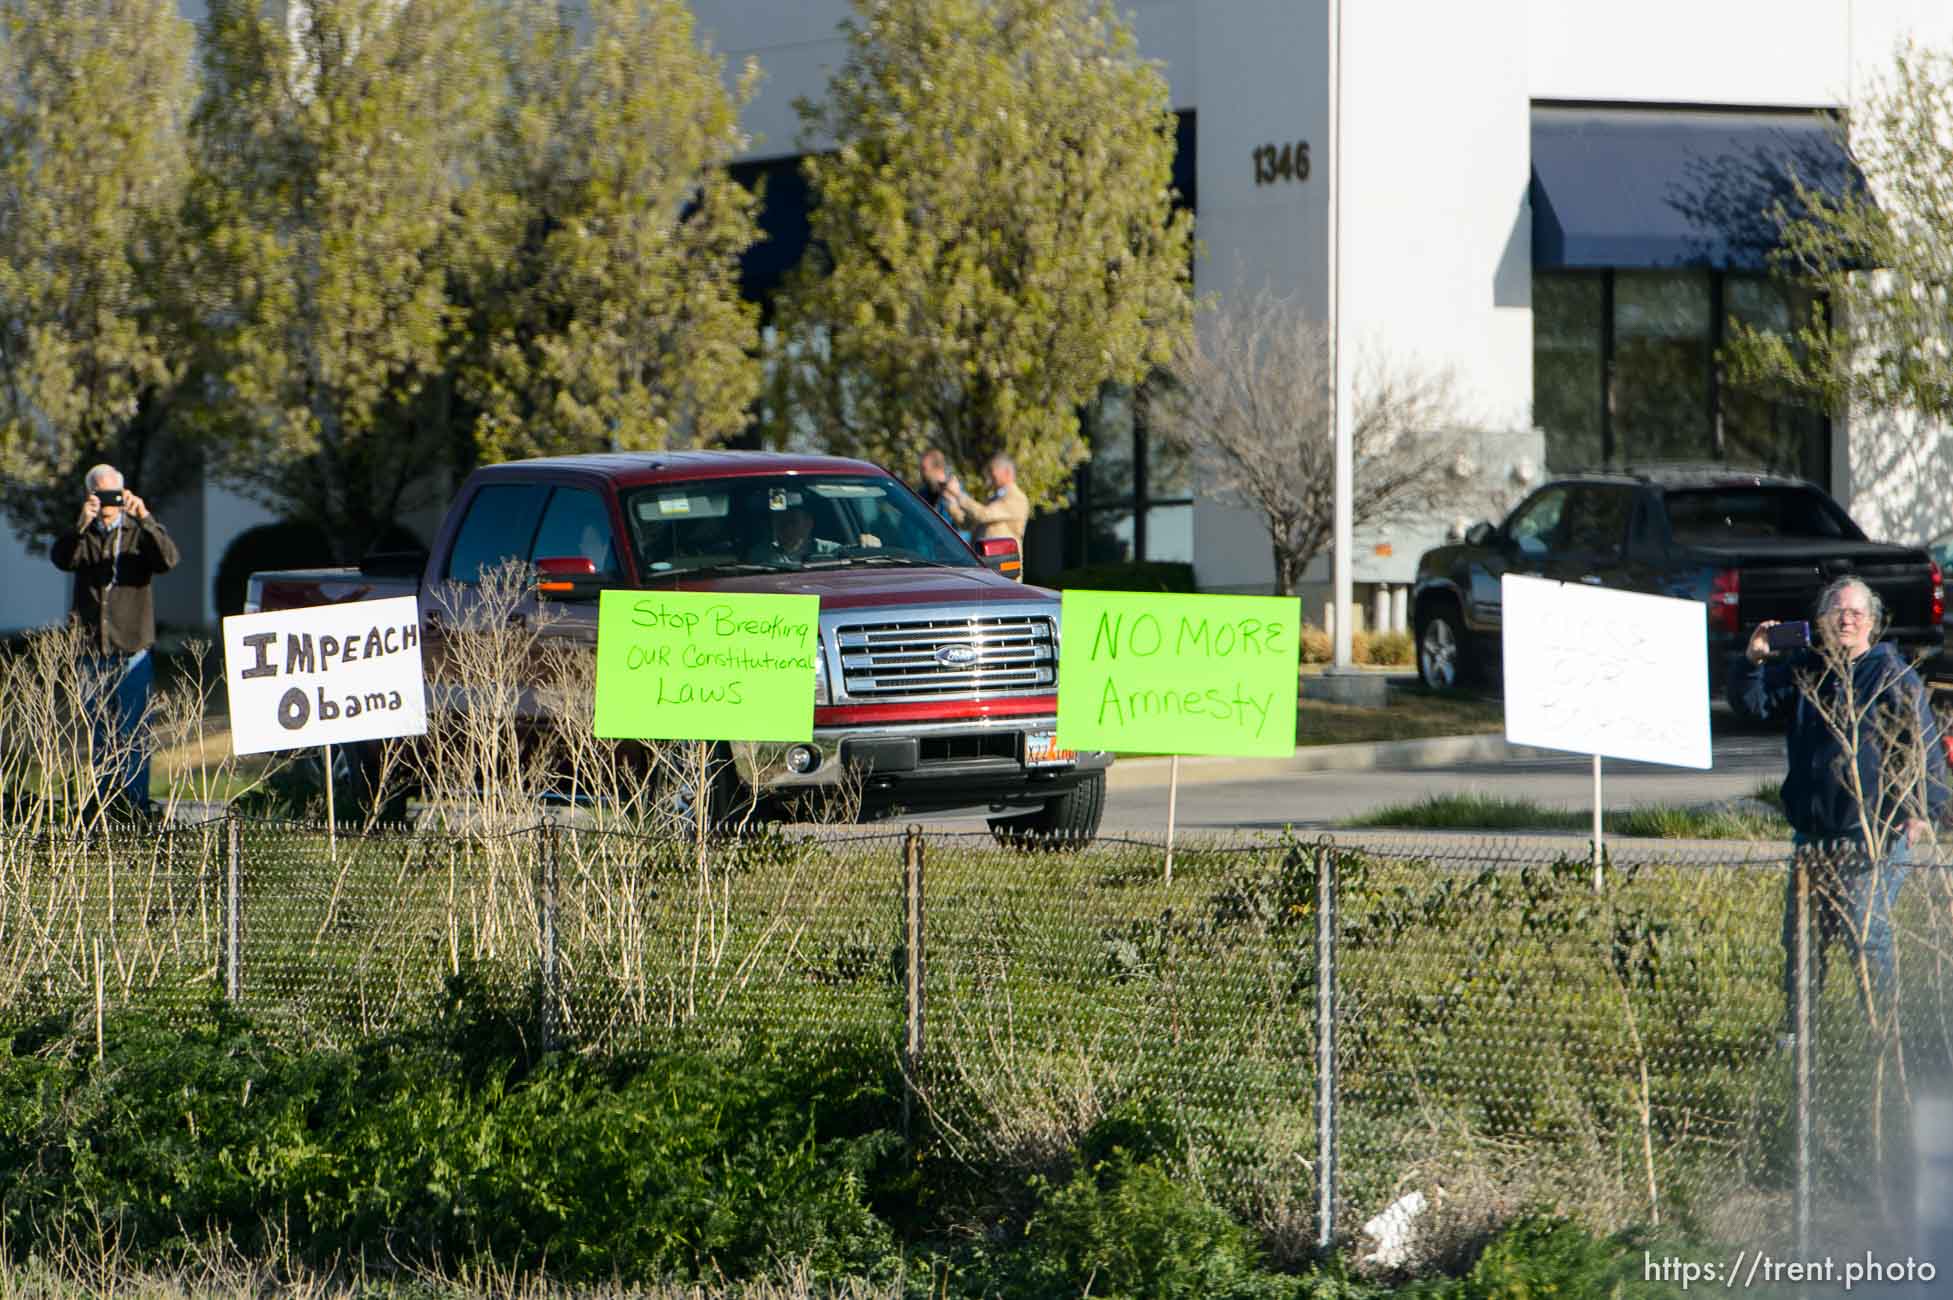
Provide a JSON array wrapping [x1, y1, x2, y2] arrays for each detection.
[[1251, 141, 1311, 185]]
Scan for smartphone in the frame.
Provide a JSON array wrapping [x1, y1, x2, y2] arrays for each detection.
[[1765, 620, 1812, 652], [94, 489, 123, 507]]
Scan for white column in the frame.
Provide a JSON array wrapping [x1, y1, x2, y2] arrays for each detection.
[[1372, 585, 1391, 640], [1391, 585, 1409, 633]]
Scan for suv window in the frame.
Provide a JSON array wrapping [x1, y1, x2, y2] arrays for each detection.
[[1561, 486, 1633, 558], [1663, 487, 1860, 544], [446, 482, 550, 584], [1506, 488, 1570, 557], [531, 487, 619, 577]]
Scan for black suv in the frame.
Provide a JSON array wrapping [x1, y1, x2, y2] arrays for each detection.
[[1410, 468, 1944, 712]]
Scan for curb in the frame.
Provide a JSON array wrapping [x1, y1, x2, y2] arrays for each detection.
[[1105, 732, 1558, 791]]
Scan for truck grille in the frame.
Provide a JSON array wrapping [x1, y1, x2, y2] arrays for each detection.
[[834, 614, 1057, 699]]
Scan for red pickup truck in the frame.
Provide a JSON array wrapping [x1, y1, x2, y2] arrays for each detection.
[[245, 450, 1110, 840]]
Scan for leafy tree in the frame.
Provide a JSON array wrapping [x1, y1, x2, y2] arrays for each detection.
[[1146, 288, 1483, 596], [463, 0, 763, 462], [0, 0, 198, 547], [185, 0, 501, 559], [768, 0, 1194, 507], [1720, 43, 1953, 427]]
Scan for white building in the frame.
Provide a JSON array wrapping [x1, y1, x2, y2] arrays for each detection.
[[699, 0, 1953, 628], [5, 0, 1950, 635]]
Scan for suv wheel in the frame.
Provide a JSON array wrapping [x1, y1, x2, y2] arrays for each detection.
[[988, 772, 1105, 851], [1416, 604, 1477, 690]]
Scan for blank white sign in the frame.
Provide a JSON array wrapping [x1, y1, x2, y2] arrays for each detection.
[[223, 596, 429, 756], [1500, 574, 1712, 769]]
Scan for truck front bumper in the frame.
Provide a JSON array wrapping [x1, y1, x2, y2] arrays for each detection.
[[732, 714, 1112, 816]]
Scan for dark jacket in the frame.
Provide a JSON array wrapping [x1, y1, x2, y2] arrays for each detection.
[[1732, 641, 1950, 843], [50, 516, 180, 655]]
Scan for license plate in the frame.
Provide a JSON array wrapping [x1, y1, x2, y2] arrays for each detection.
[[1025, 730, 1075, 767]]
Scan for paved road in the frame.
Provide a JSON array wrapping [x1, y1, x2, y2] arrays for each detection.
[[909, 714, 1787, 838]]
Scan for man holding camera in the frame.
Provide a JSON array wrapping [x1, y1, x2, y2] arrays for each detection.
[[50, 464, 179, 815], [1735, 575, 1947, 1025]]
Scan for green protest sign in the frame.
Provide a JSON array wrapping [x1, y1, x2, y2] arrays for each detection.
[[594, 590, 819, 742], [1056, 590, 1299, 757]]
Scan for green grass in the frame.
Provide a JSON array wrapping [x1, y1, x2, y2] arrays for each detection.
[[1343, 790, 1792, 839], [1298, 687, 1504, 747]]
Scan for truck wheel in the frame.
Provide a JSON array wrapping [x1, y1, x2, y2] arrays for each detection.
[[653, 742, 744, 834], [1416, 604, 1478, 691], [988, 772, 1105, 852]]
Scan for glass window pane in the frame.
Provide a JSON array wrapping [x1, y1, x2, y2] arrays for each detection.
[[1561, 486, 1632, 558], [1084, 506, 1135, 565], [530, 487, 619, 576], [445, 483, 549, 584], [1614, 271, 1713, 463], [1140, 377, 1194, 500], [1506, 487, 1569, 557], [1533, 274, 1605, 472], [1086, 384, 1136, 507], [1144, 504, 1193, 564], [1723, 275, 1830, 487]]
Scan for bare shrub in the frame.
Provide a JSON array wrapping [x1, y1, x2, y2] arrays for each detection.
[[1147, 286, 1488, 596]]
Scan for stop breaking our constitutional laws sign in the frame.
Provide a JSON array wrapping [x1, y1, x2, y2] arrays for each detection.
[[594, 590, 819, 742], [1056, 590, 1301, 758], [222, 596, 429, 756]]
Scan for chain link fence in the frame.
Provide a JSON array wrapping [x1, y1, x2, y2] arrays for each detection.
[[3, 816, 1949, 1262]]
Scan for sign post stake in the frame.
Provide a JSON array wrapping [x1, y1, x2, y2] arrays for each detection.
[[1164, 755, 1180, 884], [322, 742, 337, 862], [1592, 752, 1603, 890]]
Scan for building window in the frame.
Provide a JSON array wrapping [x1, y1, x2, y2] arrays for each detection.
[[1070, 380, 1193, 567], [1532, 269, 1829, 487]]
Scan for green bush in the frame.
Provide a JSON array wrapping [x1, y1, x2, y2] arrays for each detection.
[[1021, 1150, 1295, 1300], [1035, 561, 1198, 592], [0, 998, 905, 1286], [1396, 1214, 1704, 1298]]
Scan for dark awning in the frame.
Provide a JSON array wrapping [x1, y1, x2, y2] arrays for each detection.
[[1530, 106, 1866, 270]]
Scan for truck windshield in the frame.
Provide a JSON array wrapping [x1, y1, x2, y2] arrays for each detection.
[[1663, 487, 1863, 545], [623, 474, 982, 575]]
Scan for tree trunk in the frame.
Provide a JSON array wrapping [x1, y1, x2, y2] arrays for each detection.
[[1273, 542, 1304, 598]]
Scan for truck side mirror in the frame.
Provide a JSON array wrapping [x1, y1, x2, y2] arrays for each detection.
[[977, 536, 1022, 580], [1465, 521, 1496, 547], [535, 555, 603, 601]]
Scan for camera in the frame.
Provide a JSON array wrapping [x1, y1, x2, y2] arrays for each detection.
[[1765, 620, 1812, 652], [94, 489, 123, 507]]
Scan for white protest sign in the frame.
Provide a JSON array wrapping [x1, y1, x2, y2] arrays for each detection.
[[222, 595, 428, 756], [1500, 574, 1712, 770]]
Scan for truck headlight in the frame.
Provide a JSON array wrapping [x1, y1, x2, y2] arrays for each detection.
[[813, 634, 831, 705]]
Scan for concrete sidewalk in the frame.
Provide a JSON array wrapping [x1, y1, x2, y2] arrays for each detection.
[[1106, 732, 1557, 791]]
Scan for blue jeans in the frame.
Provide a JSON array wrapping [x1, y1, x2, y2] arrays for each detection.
[[83, 650, 153, 812], [1783, 831, 1912, 1014]]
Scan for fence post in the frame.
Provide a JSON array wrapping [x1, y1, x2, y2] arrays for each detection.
[[1315, 841, 1339, 1250], [1793, 848, 1812, 1259], [224, 809, 242, 1003], [902, 824, 926, 1139], [539, 820, 561, 1054]]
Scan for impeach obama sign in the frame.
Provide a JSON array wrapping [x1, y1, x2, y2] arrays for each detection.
[[222, 595, 428, 756], [1055, 591, 1299, 758]]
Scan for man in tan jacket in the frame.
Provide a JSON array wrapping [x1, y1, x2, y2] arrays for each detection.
[[945, 454, 1031, 566]]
